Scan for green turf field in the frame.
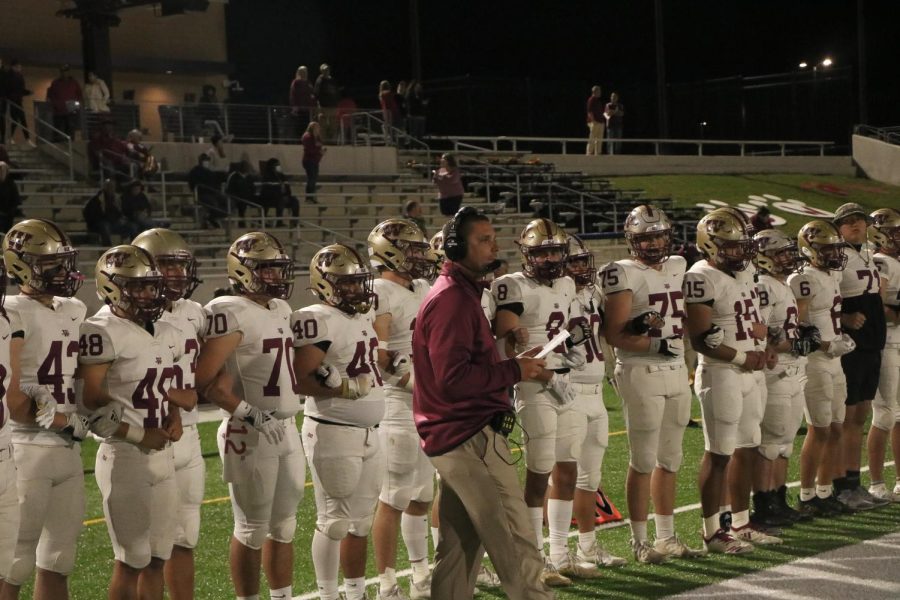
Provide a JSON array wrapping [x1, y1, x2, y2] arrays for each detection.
[[31, 383, 900, 600], [607, 174, 900, 234]]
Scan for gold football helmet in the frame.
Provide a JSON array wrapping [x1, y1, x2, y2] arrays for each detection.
[[696, 209, 753, 272], [4, 218, 83, 297], [367, 219, 436, 280], [870, 208, 900, 255], [132, 228, 200, 301], [797, 220, 847, 270], [565, 235, 596, 287], [428, 230, 445, 282], [752, 229, 799, 276], [624, 204, 673, 265], [517, 218, 569, 280], [227, 232, 295, 300], [95, 245, 165, 323], [310, 244, 376, 314]]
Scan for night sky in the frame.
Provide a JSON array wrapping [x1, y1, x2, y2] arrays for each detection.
[[224, 0, 899, 143]]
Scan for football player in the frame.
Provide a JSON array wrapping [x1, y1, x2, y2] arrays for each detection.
[[751, 229, 818, 526], [492, 219, 597, 585], [292, 244, 384, 600], [80, 245, 194, 600], [0, 220, 87, 600], [602, 205, 703, 562], [0, 256, 19, 588], [132, 229, 204, 600], [865, 208, 900, 502], [830, 203, 889, 509], [684, 209, 775, 554], [788, 220, 856, 517], [195, 232, 305, 600], [367, 220, 436, 599], [559, 235, 626, 567]]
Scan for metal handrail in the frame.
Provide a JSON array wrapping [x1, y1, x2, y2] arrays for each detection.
[[344, 110, 432, 162], [3, 100, 75, 179], [425, 134, 836, 157], [193, 184, 268, 238], [854, 124, 900, 146]]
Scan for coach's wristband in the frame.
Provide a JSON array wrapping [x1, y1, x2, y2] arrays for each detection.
[[730, 350, 747, 366], [124, 424, 145, 444]]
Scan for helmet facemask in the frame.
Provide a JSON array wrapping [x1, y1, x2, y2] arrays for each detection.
[[808, 242, 848, 271], [325, 272, 376, 314], [155, 254, 200, 301], [565, 251, 596, 287], [246, 258, 296, 300], [522, 243, 568, 281], [390, 238, 437, 281], [711, 237, 754, 272], [26, 251, 84, 297], [626, 230, 672, 265], [111, 274, 167, 323]]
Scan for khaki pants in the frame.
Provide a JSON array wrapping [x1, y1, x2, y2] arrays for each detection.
[[430, 426, 553, 600], [586, 121, 605, 155]]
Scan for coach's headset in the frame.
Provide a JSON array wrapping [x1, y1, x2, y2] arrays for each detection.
[[441, 206, 502, 273]]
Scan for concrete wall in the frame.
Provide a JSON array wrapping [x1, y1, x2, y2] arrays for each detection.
[[851, 134, 900, 187], [543, 154, 855, 176], [146, 142, 399, 175]]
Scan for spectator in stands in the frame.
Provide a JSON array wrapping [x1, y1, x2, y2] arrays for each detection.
[[198, 83, 225, 141], [301, 121, 325, 205], [3, 60, 35, 147], [402, 199, 428, 235], [125, 129, 159, 178], [259, 158, 299, 228], [0, 161, 23, 232], [226, 159, 258, 227], [88, 118, 131, 179], [188, 153, 227, 227], [314, 63, 341, 142], [432, 153, 464, 216], [396, 80, 409, 143], [84, 71, 111, 113], [289, 65, 316, 135], [750, 206, 774, 233], [406, 80, 429, 139], [121, 180, 168, 232], [604, 92, 625, 155], [83, 179, 137, 245], [47, 64, 82, 140], [204, 133, 229, 170], [379, 80, 401, 143], [586, 85, 604, 155]]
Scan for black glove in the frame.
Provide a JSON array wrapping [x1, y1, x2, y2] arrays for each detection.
[[629, 311, 662, 335], [797, 323, 821, 345], [565, 321, 592, 348]]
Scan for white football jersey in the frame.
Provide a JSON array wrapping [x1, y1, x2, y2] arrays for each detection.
[[0, 316, 11, 446], [5, 295, 86, 444], [757, 273, 801, 367], [79, 306, 184, 431], [788, 267, 843, 342], [160, 298, 206, 426], [292, 304, 385, 427], [373, 277, 430, 356], [481, 286, 496, 323], [204, 296, 301, 418], [684, 260, 761, 365], [491, 272, 576, 369], [568, 286, 605, 383], [840, 244, 881, 299], [875, 252, 900, 344], [600, 256, 687, 366]]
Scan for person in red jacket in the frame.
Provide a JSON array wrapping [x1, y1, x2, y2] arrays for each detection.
[[412, 206, 552, 599], [46, 65, 82, 140], [301, 121, 325, 204], [289, 65, 316, 134]]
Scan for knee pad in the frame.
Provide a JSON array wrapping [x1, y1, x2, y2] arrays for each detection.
[[657, 448, 684, 473], [629, 448, 657, 475], [173, 508, 201, 549], [779, 445, 795, 460], [348, 514, 375, 538], [233, 518, 269, 551], [267, 514, 297, 544], [873, 403, 894, 432], [318, 518, 351, 542], [757, 444, 781, 461], [576, 464, 602, 492]]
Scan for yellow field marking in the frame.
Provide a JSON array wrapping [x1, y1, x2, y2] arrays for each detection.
[[83, 425, 636, 527]]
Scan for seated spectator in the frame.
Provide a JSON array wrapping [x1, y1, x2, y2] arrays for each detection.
[[226, 160, 259, 227], [258, 158, 299, 228], [205, 133, 229, 170], [121, 180, 168, 232], [88, 119, 130, 179], [0, 161, 23, 233], [402, 199, 427, 236], [125, 129, 159, 178], [82, 179, 137, 245], [187, 153, 227, 227]]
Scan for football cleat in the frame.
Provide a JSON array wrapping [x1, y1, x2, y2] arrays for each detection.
[[576, 540, 627, 567], [377, 585, 409, 600], [836, 488, 876, 511], [731, 524, 783, 545], [475, 564, 501, 588], [703, 529, 754, 554], [654, 535, 707, 559], [540, 557, 573, 587], [631, 538, 667, 564], [853, 486, 890, 508], [408, 573, 431, 599], [553, 552, 603, 579], [821, 493, 855, 514]]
